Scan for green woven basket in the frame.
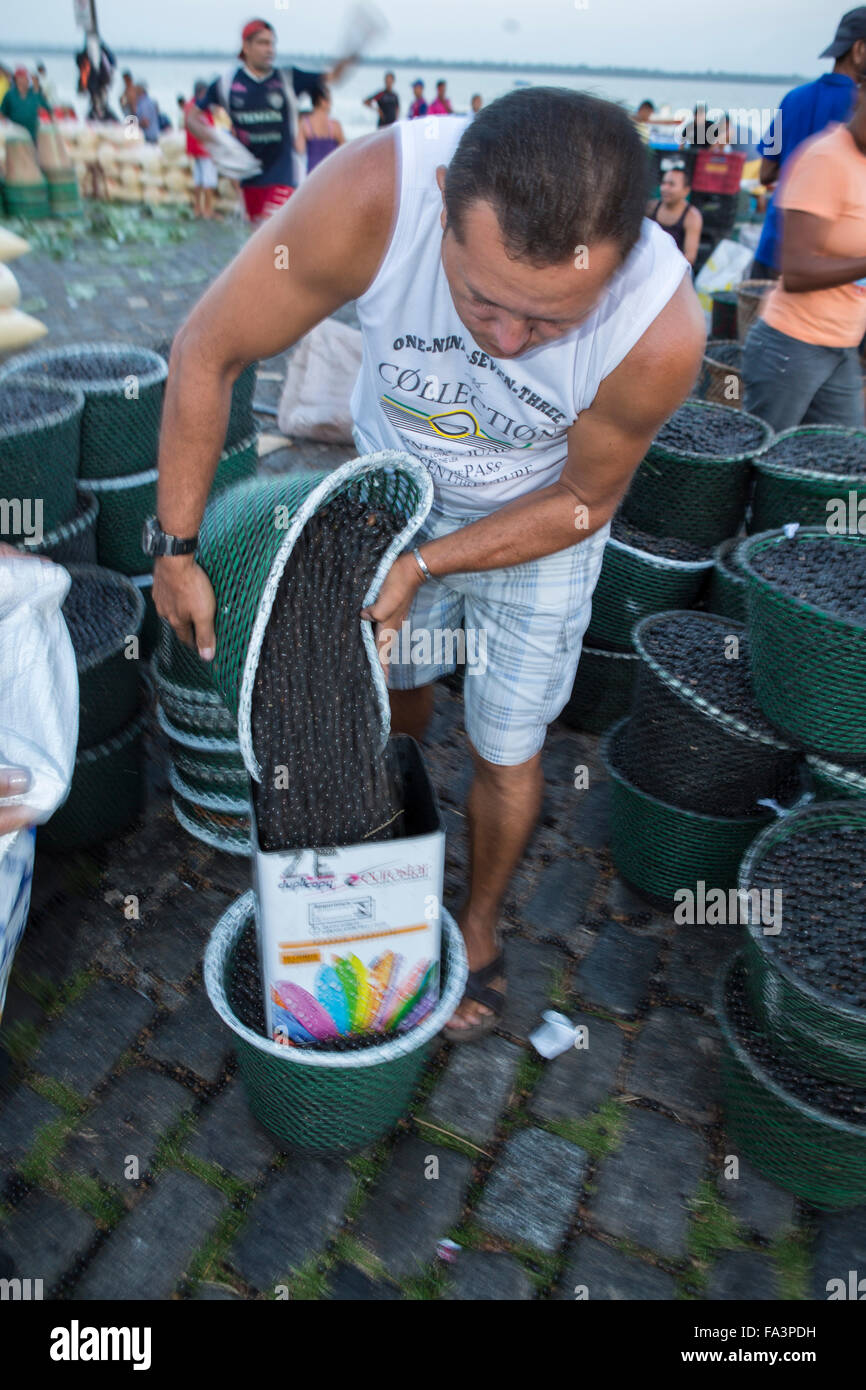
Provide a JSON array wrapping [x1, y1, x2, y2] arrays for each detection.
[[204, 892, 467, 1155], [39, 708, 147, 854], [806, 754, 866, 801], [154, 663, 237, 739], [622, 401, 772, 547], [172, 792, 251, 856], [225, 362, 257, 451], [46, 172, 82, 218], [78, 467, 157, 575], [171, 748, 250, 800], [197, 452, 431, 778], [0, 343, 167, 479], [4, 181, 51, 219], [64, 565, 145, 746], [738, 529, 866, 759], [17, 489, 98, 566], [703, 537, 748, 623], [586, 534, 714, 652], [0, 381, 84, 538], [213, 434, 259, 495], [717, 954, 866, 1211], [749, 426, 866, 533], [560, 645, 639, 734], [157, 620, 222, 695], [739, 802, 866, 1084], [602, 718, 772, 908]]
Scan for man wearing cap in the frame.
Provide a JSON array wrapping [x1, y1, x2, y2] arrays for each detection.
[[0, 67, 51, 143], [409, 80, 427, 119], [186, 18, 358, 223], [752, 8, 866, 278]]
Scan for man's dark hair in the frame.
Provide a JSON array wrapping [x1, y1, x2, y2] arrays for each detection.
[[667, 164, 690, 187], [444, 88, 649, 266]]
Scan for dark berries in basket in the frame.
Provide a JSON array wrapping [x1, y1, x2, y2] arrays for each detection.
[[725, 958, 866, 1124], [611, 517, 712, 563], [62, 570, 140, 659], [17, 348, 156, 384], [0, 383, 75, 429], [639, 612, 781, 737], [748, 823, 866, 1010], [652, 401, 766, 458], [762, 430, 866, 477], [748, 535, 866, 624]]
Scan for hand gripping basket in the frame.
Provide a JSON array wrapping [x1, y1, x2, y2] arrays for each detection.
[[737, 529, 866, 759], [0, 343, 167, 479], [586, 532, 714, 652], [602, 717, 772, 909], [204, 891, 468, 1154], [749, 425, 866, 533], [621, 401, 772, 548], [196, 451, 432, 780], [717, 953, 866, 1211], [738, 801, 866, 1085]]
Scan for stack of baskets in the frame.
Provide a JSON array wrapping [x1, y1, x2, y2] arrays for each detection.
[[154, 620, 251, 856], [0, 378, 92, 558], [748, 425, 866, 534], [564, 400, 771, 734], [1, 126, 50, 220], [40, 565, 148, 852], [718, 802, 866, 1210], [602, 609, 801, 906]]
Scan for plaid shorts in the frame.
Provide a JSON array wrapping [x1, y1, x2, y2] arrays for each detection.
[[387, 509, 611, 766]]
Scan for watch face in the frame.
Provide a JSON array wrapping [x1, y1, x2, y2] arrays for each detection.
[[142, 516, 159, 555]]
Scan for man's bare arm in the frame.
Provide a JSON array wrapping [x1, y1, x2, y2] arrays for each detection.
[[781, 208, 866, 292], [152, 128, 397, 651]]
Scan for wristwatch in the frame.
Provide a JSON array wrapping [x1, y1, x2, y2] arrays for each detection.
[[141, 515, 199, 558]]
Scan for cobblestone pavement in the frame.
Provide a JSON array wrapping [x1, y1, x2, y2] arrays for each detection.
[[1, 212, 862, 1301]]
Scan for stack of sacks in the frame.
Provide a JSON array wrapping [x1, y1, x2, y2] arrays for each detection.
[[36, 122, 81, 217], [57, 121, 243, 211]]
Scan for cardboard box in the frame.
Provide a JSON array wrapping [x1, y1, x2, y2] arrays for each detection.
[[254, 737, 445, 1044]]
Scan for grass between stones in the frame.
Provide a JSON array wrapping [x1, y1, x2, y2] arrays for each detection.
[[1, 1020, 41, 1065], [185, 1204, 253, 1295], [770, 1229, 811, 1301], [543, 1096, 629, 1163]]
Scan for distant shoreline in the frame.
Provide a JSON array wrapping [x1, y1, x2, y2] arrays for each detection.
[[0, 44, 805, 85]]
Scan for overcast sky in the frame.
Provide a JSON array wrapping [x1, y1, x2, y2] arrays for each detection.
[[1, 0, 840, 74]]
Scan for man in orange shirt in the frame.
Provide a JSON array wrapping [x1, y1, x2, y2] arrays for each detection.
[[743, 81, 866, 429]]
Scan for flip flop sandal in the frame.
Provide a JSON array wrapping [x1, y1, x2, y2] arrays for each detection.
[[442, 950, 507, 1044]]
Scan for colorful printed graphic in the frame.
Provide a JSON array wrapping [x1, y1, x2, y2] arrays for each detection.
[[272, 951, 437, 1044]]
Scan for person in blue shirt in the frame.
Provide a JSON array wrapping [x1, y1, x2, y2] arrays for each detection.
[[753, 8, 866, 277]]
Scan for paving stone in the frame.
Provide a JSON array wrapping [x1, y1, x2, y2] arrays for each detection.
[[589, 1108, 707, 1259], [444, 1250, 534, 1300], [607, 874, 656, 923], [75, 1170, 225, 1300], [356, 1138, 473, 1280], [628, 1009, 720, 1124], [555, 1236, 677, 1300], [0, 1192, 96, 1289], [192, 1282, 244, 1300], [570, 780, 611, 851], [475, 1127, 587, 1254], [0, 1085, 63, 1169], [716, 1156, 795, 1242], [229, 1158, 354, 1289], [665, 926, 739, 1008], [58, 1068, 191, 1186], [327, 1264, 402, 1300], [186, 1080, 277, 1181], [32, 979, 154, 1095], [125, 903, 208, 987], [521, 858, 599, 943], [144, 990, 230, 1083], [810, 1208, 866, 1300], [574, 923, 658, 1018], [0, 980, 47, 1037], [499, 939, 568, 1041], [11, 895, 114, 988], [706, 1251, 781, 1301], [529, 1012, 625, 1122], [425, 1035, 522, 1146]]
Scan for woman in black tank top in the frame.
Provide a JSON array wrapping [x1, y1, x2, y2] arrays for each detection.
[[648, 167, 702, 266]]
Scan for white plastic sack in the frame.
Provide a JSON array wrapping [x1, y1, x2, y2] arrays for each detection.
[[201, 126, 262, 181], [694, 238, 755, 323], [277, 319, 363, 444], [0, 556, 78, 1017]]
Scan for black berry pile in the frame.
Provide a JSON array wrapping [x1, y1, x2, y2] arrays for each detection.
[[62, 570, 140, 659], [706, 341, 743, 369], [20, 349, 155, 384], [725, 959, 866, 1124], [251, 488, 405, 852], [612, 517, 711, 563], [653, 402, 765, 458], [748, 536, 866, 624], [750, 823, 866, 1009], [762, 431, 866, 477], [0, 383, 74, 429], [640, 613, 779, 735]]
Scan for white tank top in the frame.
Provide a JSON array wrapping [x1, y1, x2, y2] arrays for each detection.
[[351, 115, 689, 518]]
